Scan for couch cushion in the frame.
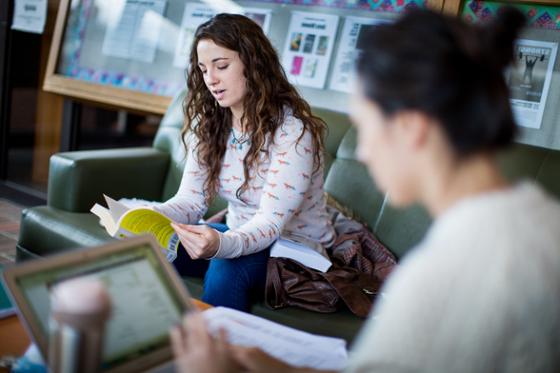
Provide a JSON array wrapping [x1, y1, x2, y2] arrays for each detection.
[[497, 143, 560, 199], [48, 148, 169, 212], [497, 144, 550, 182], [324, 129, 385, 230], [312, 108, 351, 174], [324, 128, 432, 258], [153, 90, 187, 201], [536, 150, 560, 200], [17, 206, 113, 259], [372, 203, 432, 259]]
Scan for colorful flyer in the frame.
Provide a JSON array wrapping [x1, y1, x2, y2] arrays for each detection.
[[173, 4, 272, 69], [507, 39, 558, 129], [329, 16, 391, 93], [281, 12, 339, 89], [102, 0, 167, 63]]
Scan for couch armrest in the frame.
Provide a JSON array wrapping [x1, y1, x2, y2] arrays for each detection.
[[48, 147, 170, 212]]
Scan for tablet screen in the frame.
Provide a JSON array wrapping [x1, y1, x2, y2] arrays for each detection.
[[15, 243, 184, 369]]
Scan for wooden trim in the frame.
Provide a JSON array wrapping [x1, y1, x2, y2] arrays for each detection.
[[33, 0, 64, 185], [44, 75, 172, 115], [442, 0, 462, 14], [44, 0, 68, 89], [427, 0, 446, 12], [43, 0, 172, 115]]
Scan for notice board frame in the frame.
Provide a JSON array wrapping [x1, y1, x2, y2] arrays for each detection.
[[43, 0, 446, 115]]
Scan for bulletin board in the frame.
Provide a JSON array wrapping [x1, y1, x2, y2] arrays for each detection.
[[443, 0, 560, 150], [43, 0, 443, 115]]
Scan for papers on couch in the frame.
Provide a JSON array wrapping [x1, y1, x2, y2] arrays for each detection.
[[270, 237, 332, 272], [203, 307, 348, 371]]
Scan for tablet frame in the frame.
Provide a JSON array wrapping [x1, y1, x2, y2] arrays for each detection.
[[3, 235, 193, 373]]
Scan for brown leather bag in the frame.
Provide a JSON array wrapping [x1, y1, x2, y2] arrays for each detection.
[[265, 258, 380, 317], [265, 206, 397, 318]]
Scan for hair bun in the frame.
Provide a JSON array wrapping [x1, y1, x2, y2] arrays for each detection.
[[482, 7, 526, 70]]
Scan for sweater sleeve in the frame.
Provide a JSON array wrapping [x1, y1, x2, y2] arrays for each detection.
[[215, 117, 315, 258], [154, 134, 208, 224]]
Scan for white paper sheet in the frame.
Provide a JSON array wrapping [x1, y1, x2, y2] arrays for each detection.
[[102, 0, 167, 63], [329, 16, 391, 93], [172, 3, 215, 69], [11, 0, 47, 34], [102, 194, 131, 222], [507, 39, 558, 129], [173, 4, 272, 69], [203, 307, 348, 371], [281, 12, 339, 89], [270, 237, 332, 272]]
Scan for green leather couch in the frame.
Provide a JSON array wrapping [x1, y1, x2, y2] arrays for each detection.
[[16, 91, 560, 345]]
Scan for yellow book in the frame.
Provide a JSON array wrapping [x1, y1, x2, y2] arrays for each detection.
[[90, 195, 179, 261]]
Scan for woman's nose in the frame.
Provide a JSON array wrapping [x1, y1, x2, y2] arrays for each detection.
[[206, 69, 219, 86]]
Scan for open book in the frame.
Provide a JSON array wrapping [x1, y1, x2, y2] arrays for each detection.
[[270, 237, 332, 272], [203, 307, 347, 370], [90, 195, 179, 262]]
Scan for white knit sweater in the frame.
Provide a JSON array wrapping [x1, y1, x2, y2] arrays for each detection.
[[347, 182, 560, 373]]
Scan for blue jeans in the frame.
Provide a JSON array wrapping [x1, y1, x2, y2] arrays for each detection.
[[173, 223, 270, 311]]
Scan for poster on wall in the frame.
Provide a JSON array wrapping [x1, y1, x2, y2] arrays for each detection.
[[242, 7, 272, 34], [11, 0, 47, 34], [507, 39, 558, 129], [281, 12, 339, 89], [173, 4, 272, 69], [102, 0, 167, 63], [329, 16, 390, 93], [173, 3, 215, 69]]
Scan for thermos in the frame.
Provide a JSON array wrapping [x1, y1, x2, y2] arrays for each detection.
[[48, 278, 112, 373]]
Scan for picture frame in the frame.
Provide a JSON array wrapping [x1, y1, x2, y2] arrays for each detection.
[[44, 0, 184, 114]]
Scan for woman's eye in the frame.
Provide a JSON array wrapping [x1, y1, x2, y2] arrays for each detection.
[[217, 65, 229, 70]]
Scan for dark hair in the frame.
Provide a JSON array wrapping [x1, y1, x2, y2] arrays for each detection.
[[183, 14, 326, 202], [356, 8, 526, 155]]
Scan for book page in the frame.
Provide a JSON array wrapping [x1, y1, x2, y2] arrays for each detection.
[[203, 307, 347, 371], [104, 195, 131, 222], [90, 203, 118, 236]]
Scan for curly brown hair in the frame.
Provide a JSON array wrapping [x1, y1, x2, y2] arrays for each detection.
[[182, 13, 326, 203]]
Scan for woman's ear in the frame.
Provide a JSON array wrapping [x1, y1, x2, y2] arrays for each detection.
[[391, 110, 431, 151]]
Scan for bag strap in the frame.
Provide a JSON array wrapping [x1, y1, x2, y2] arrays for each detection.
[[265, 258, 288, 309]]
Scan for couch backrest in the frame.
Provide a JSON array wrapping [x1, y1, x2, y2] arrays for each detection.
[[153, 90, 188, 201], [323, 125, 432, 258], [153, 91, 560, 259], [497, 144, 560, 200]]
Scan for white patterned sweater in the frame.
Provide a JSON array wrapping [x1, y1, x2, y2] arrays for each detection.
[[155, 113, 336, 259]]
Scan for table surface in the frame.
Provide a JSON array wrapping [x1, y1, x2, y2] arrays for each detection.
[[0, 299, 211, 362]]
